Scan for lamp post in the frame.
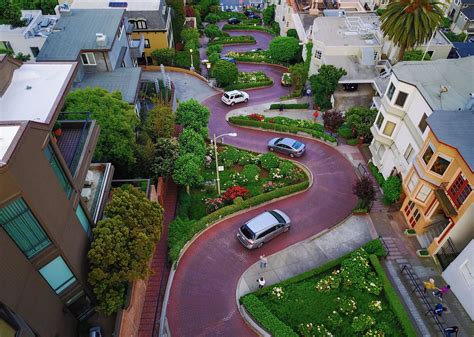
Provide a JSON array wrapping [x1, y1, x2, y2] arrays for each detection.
[[189, 48, 195, 72], [206, 62, 211, 80], [213, 132, 237, 195]]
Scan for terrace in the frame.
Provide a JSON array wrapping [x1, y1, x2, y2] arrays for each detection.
[[81, 163, 114, 224]]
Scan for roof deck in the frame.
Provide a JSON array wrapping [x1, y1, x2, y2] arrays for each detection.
[[81, 163, 114, 223]]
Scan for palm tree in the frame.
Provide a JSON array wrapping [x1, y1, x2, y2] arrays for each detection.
[[380, 0, 445, 61]]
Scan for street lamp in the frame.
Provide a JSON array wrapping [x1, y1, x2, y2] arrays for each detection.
[[206, 62, 211, 80], [213, 132, 237, 195], [189, 48, 195, 72]]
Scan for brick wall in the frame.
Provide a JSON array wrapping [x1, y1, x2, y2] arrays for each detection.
[[116, 279, 148, 337]]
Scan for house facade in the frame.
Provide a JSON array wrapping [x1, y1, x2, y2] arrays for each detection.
[[0, 56, 112, 336], [448, 0, 474, 35]]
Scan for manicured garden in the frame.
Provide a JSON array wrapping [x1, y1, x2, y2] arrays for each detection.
[[222, 23, 276, 35], [241, 240, 417, 337], [229, 114, 337, 143], [208, 35, 256, 45], [225, 71, 273, 90]]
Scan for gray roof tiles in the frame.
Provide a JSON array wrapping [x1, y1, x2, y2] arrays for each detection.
[[37, 9, 124, 61], [126, 9, 168, 30]]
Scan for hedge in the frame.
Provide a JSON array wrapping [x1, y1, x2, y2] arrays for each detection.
[[368, 162, 385, 187], [208, 35, 256, 45], [229, 117, 337, 143], [229, 54, 288, 66], [269, 103, 309, 110], [347, 138, 359, 146], [217, 11, 246, 20], [222, 24, 276, 35], [225, 80, 273, 91], [241, 295, 298, 337], [169, 180, 310, 263], [369, 255, 418, 337]]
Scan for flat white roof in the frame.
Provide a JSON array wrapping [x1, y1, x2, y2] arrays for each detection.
[[0, 62, 75, 123], [0, 125, 20, 161], [71, 0, 161, 10]]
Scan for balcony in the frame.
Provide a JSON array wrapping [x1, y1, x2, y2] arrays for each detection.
[[370, 125, 393, 147], [129, 34, 144, 59], [56, 113, 99, 186], [81, 163, 114, 224]]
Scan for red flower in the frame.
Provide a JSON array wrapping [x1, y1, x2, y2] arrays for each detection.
[[222, 186, 249, 202], [248, 113, 265, 122]]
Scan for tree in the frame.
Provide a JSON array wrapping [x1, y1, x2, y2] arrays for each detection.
[[197, 0, 219, 18], [204, 12, 220, 24], [144, 105, 175, 140], [63, 88, 139, 173], [213, 60, 238, 87], [179, 128, 206, 157], [181, 27, 200, 44], [167, 0, 185, 44], [206, 44, 222, 57], [0, 0, 25, 27], [403, 49, 431, 61], [204, 24, 224, 40], [13, 52, 30, 61], [344, 106, 377, 140], [88, 186, 163, 315], [288, 63, 306, 94], [382, 176, 402, 205], [380, 0, 444, 60], [309, 65, 346, 110], [172, 153, 204, 194], [353, 176, 375, 204], [286, 28, 299, 40], [268, 36, 300, 63], [151, 48, 175, 65], [152, 137, 179, 178], [322, 110, 345, 132], [263, 4, 275, 25], [176, 99, 210, 132], [208, 51, 220, 65], [135, 134, 156, 178]]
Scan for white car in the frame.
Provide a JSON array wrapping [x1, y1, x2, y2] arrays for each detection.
[[221, 90, 249, 106]]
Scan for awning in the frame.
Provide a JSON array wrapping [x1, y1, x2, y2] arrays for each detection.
[[434, 189, 458, 217]]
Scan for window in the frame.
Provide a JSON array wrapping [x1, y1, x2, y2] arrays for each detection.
[[66, 290, 94, 320], [377, 143, 385, 159], [30, 47, 40, 57], [76, 205, 91, 238], [39, 256, 76, 294], [430, 154, 451, 176], [418, 113, 428, 133], [407, 172, 419, 192], [0, 41, 13, 51], [80, 52, 96, 66], [394, 91, 408, 107], [416, 184, 431, 202], [386, 83, 395, 100], [448, 173, 472, 208], [404, 144, 414, 163], [0, 198, 51, 258], [373, 51, 378, 60], [315, 49, 322, 59], [460, 261, 474, 287], [44, 143, 72, 198], [422, 145, 434, 164], [375, 112, 384, 129], [383, 121, 396, 137], [404, 200, 421, 227], [136, 19, 147, 29], [282, 16, 285, 22], [144, 39, 150, 48]]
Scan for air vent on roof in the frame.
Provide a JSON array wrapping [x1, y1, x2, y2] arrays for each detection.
[[96, 33, 107, 47], [59, 3, 71, 16], [109, 2, 128, 7]]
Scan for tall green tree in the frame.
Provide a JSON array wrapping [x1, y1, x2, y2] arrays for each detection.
[[144, 105, 175, 140], [178, 128, 206, 157], [152, 137, 179, 178], [176, 99, 210, 133], [151, 48, 175, 65], [181, 27, 200, 44], [289, 63, 306, 94], [173, 153, 204, 194], [268, 36, 301, 63], [309, 65, 346, 110], [212, 60, 238, 87], [380, 0, 445, 60], [0, 0, 25, 27], [344, 106, 377, 140], [263, 4, 275, 25], [166, 0, 185, 44]]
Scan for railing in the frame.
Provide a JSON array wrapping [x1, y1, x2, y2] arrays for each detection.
[[378, 236, 390, 258], [152, 260, 169, 337], [400, 264, 447, 336]]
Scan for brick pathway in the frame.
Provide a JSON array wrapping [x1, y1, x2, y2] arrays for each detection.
[[138, 180, 177, 337]]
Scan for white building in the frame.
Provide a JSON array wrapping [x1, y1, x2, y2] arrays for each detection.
[[369, 57, 474, 179], [0, 10, 58, 60]]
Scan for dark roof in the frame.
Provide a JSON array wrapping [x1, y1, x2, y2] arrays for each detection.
[[461, 0, 474, 4], [453, 42, 474, 58], [461, 7, 474, 20], [126, 8, 168, 31], [37, 9, 124, 61], [428, 110, 474, 170]]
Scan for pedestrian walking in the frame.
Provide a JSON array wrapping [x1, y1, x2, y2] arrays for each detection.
[[259, 255, 268, 269], [423, 278, 436, 293], [433, 284, 451, 301], [257, 277, 266, 289], [444, 326, 459, 337], [433, 303, 447, 317]]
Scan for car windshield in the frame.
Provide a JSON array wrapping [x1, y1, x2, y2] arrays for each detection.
[[293, 141, 303, 149], [224, 93, 230, 99], [240, 224, 255, 239], [269, 210, 286, 224]]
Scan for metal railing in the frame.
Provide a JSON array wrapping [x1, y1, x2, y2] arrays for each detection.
[[152, 260, 169, 337], [378, 235, 390, 259]]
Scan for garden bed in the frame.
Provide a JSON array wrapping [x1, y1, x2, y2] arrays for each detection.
[[269, 103, 309, 110], [226, 50, 273, 63], [229, 115, 337, 143], [241, 240, 417, 337], [222, 24, 276, 35], [169, 147, 309, 262], [208, 35, 256, 45], [225, 71, 273, 91]]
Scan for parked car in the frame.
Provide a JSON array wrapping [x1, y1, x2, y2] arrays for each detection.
[[244, 9, 254, 16], [281, 72, 292, 86], [268, 137, 306, 157], [221, 90, 249, 105], [220, 56, 236, 63], [343, 83, 358, 91], [250, 48, 263, 52], [227, 17, 241, 24], [248, 13, 261, 19], [237, 210, 291, 249]]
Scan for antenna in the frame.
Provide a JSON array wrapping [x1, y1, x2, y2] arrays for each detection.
[[439, 85, 448, 97]]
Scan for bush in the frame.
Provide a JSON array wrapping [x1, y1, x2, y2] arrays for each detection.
[[269, 103, 309, 109], [213, 60, 238, 87], [337, 125, 354, 139], [271, 22, 280, 35], [222, 186, 249, 202], [209, 35, 256, 45], [347, 138, 359, 146], [345, 106, 377, 140], [286, 28, 299, 40], [322, 110, 345, 132], [225, 81, 273, 91], [382, 176, 401, 205], [352, 199, 370, 213], [181, 27, 200, 43], [403, 49, 431, 61], [268, 36, 300, 63], [204, 24, 224, 39], [263, 4, 276, 25], [353, 176, 375, 204], [151, 48, 175, 65], [242, 164, 261, 182], [259, 152, 280, 170], [444, 31, 467, 42], [221, 24, 275, 35], [206, 44, 222, 57], [220, 146, 241, 167], [204, 12, 220, 23], [174, 50, 200, 70], [216, 10, 246, 20]]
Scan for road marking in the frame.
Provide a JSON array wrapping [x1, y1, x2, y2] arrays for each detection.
[[223, 309, 236, 321]]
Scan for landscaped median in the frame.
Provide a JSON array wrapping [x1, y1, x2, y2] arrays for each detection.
[[208, 35, 256, 45], [240, 239, 417, 337], [269, 103, 310, 110], [222, 24, 276, 35], [225, 50, 284, 65], [228, 114, 337, 144], [225, 71, 273, 91]]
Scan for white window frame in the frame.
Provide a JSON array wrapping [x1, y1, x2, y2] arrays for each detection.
[[137, 19, 147, 29], [407, 172, 419, 192], [315, 49, 322, 60], [382, 120, 396, 137], [404, 144, 414, 163], [416, 184, 431, 202], [430, 153, 452, 177], [81, 52, 96, 66]]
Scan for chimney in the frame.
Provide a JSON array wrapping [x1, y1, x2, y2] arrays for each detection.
[[96, 33, 107, 47], [58, 3, 71, 16]]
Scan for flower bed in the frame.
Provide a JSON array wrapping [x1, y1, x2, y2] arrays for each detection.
[[222, 24, 276, 35], [229, 115, 337, 143], [225, 71, 273, 90], [217, 11, 246, 20], [241, 241, 416, 337], [269, 103, 310, 110], [169, 147, 309, 263], [208, 35, 256, 45]]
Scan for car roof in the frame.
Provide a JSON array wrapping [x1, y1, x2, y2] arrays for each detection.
[[277, 137, 298, 147], [246, 211, 281, 233], [224, 90, 242, 95]]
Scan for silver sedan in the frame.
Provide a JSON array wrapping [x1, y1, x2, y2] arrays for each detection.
[[267, 137, 306, 157]]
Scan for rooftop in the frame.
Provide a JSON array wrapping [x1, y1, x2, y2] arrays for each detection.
[[72, 67, 141, 103], [71, 0, 161, 10], [36, 9, 124, 61], [0, 10, 58, 38], [324, 54, 379, 81], [392, 57, 474, 111], [461, 7, 474, 20], [127, 9, 168, 30], [452, 42, 474, 58], [428, 110, 474, 170]]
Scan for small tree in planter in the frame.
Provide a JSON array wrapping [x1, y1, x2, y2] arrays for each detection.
[[322, 110, 345, 132], [382, 176, 402, 205], [173, 153, 204, 194], [352, 176, 375, 213], [345, 106, 377, 142]]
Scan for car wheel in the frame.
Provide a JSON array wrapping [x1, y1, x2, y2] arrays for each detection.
[[289, 153, 295, 158], [257, 242, 264, 248], [269, 147, 274, 151], [231, 102, 235, 106], [283, 226, 290, 232], [244, 98, 248, 103]]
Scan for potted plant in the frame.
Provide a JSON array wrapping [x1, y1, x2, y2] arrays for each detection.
[[404, 228, 417, 236], [53, 121, 62, 137], [416, 249, 430, 257]]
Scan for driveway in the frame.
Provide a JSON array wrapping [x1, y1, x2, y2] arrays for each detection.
[[165, 30, 358, 337]]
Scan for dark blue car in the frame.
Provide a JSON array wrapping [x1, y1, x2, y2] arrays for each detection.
[[220, 56, 236, 63]]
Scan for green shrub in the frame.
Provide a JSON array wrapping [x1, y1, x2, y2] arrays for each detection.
[[209, 35, 256, 45], [337, 125, 354, 139], [286, 28, 299, 40], [269, 103, 309, 109], [368, 162, 385, 187], [259, 152, 280, 170], [403, 49, 431, 61], [204, 13, 220, 23], [220, 146, 241, 167], [151, 48, 175, 66], [363, 239, 386, 257], [242, 164, 261, 182], [279, 160, 294, 176], [271, 21, 280, 35], [206, 44, 222, 56], [263, 4, 276, 25], [213, 60, 238, 87], [238, 151, 257, 165], [352, 199, 369, 214], [347, 138, 359, 146], [382, 176, 401, 205], [444, 31, 467, 42], [241, 295, 298, 337], [216, 11, 246, 20], [222, 24, 276, 35]]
